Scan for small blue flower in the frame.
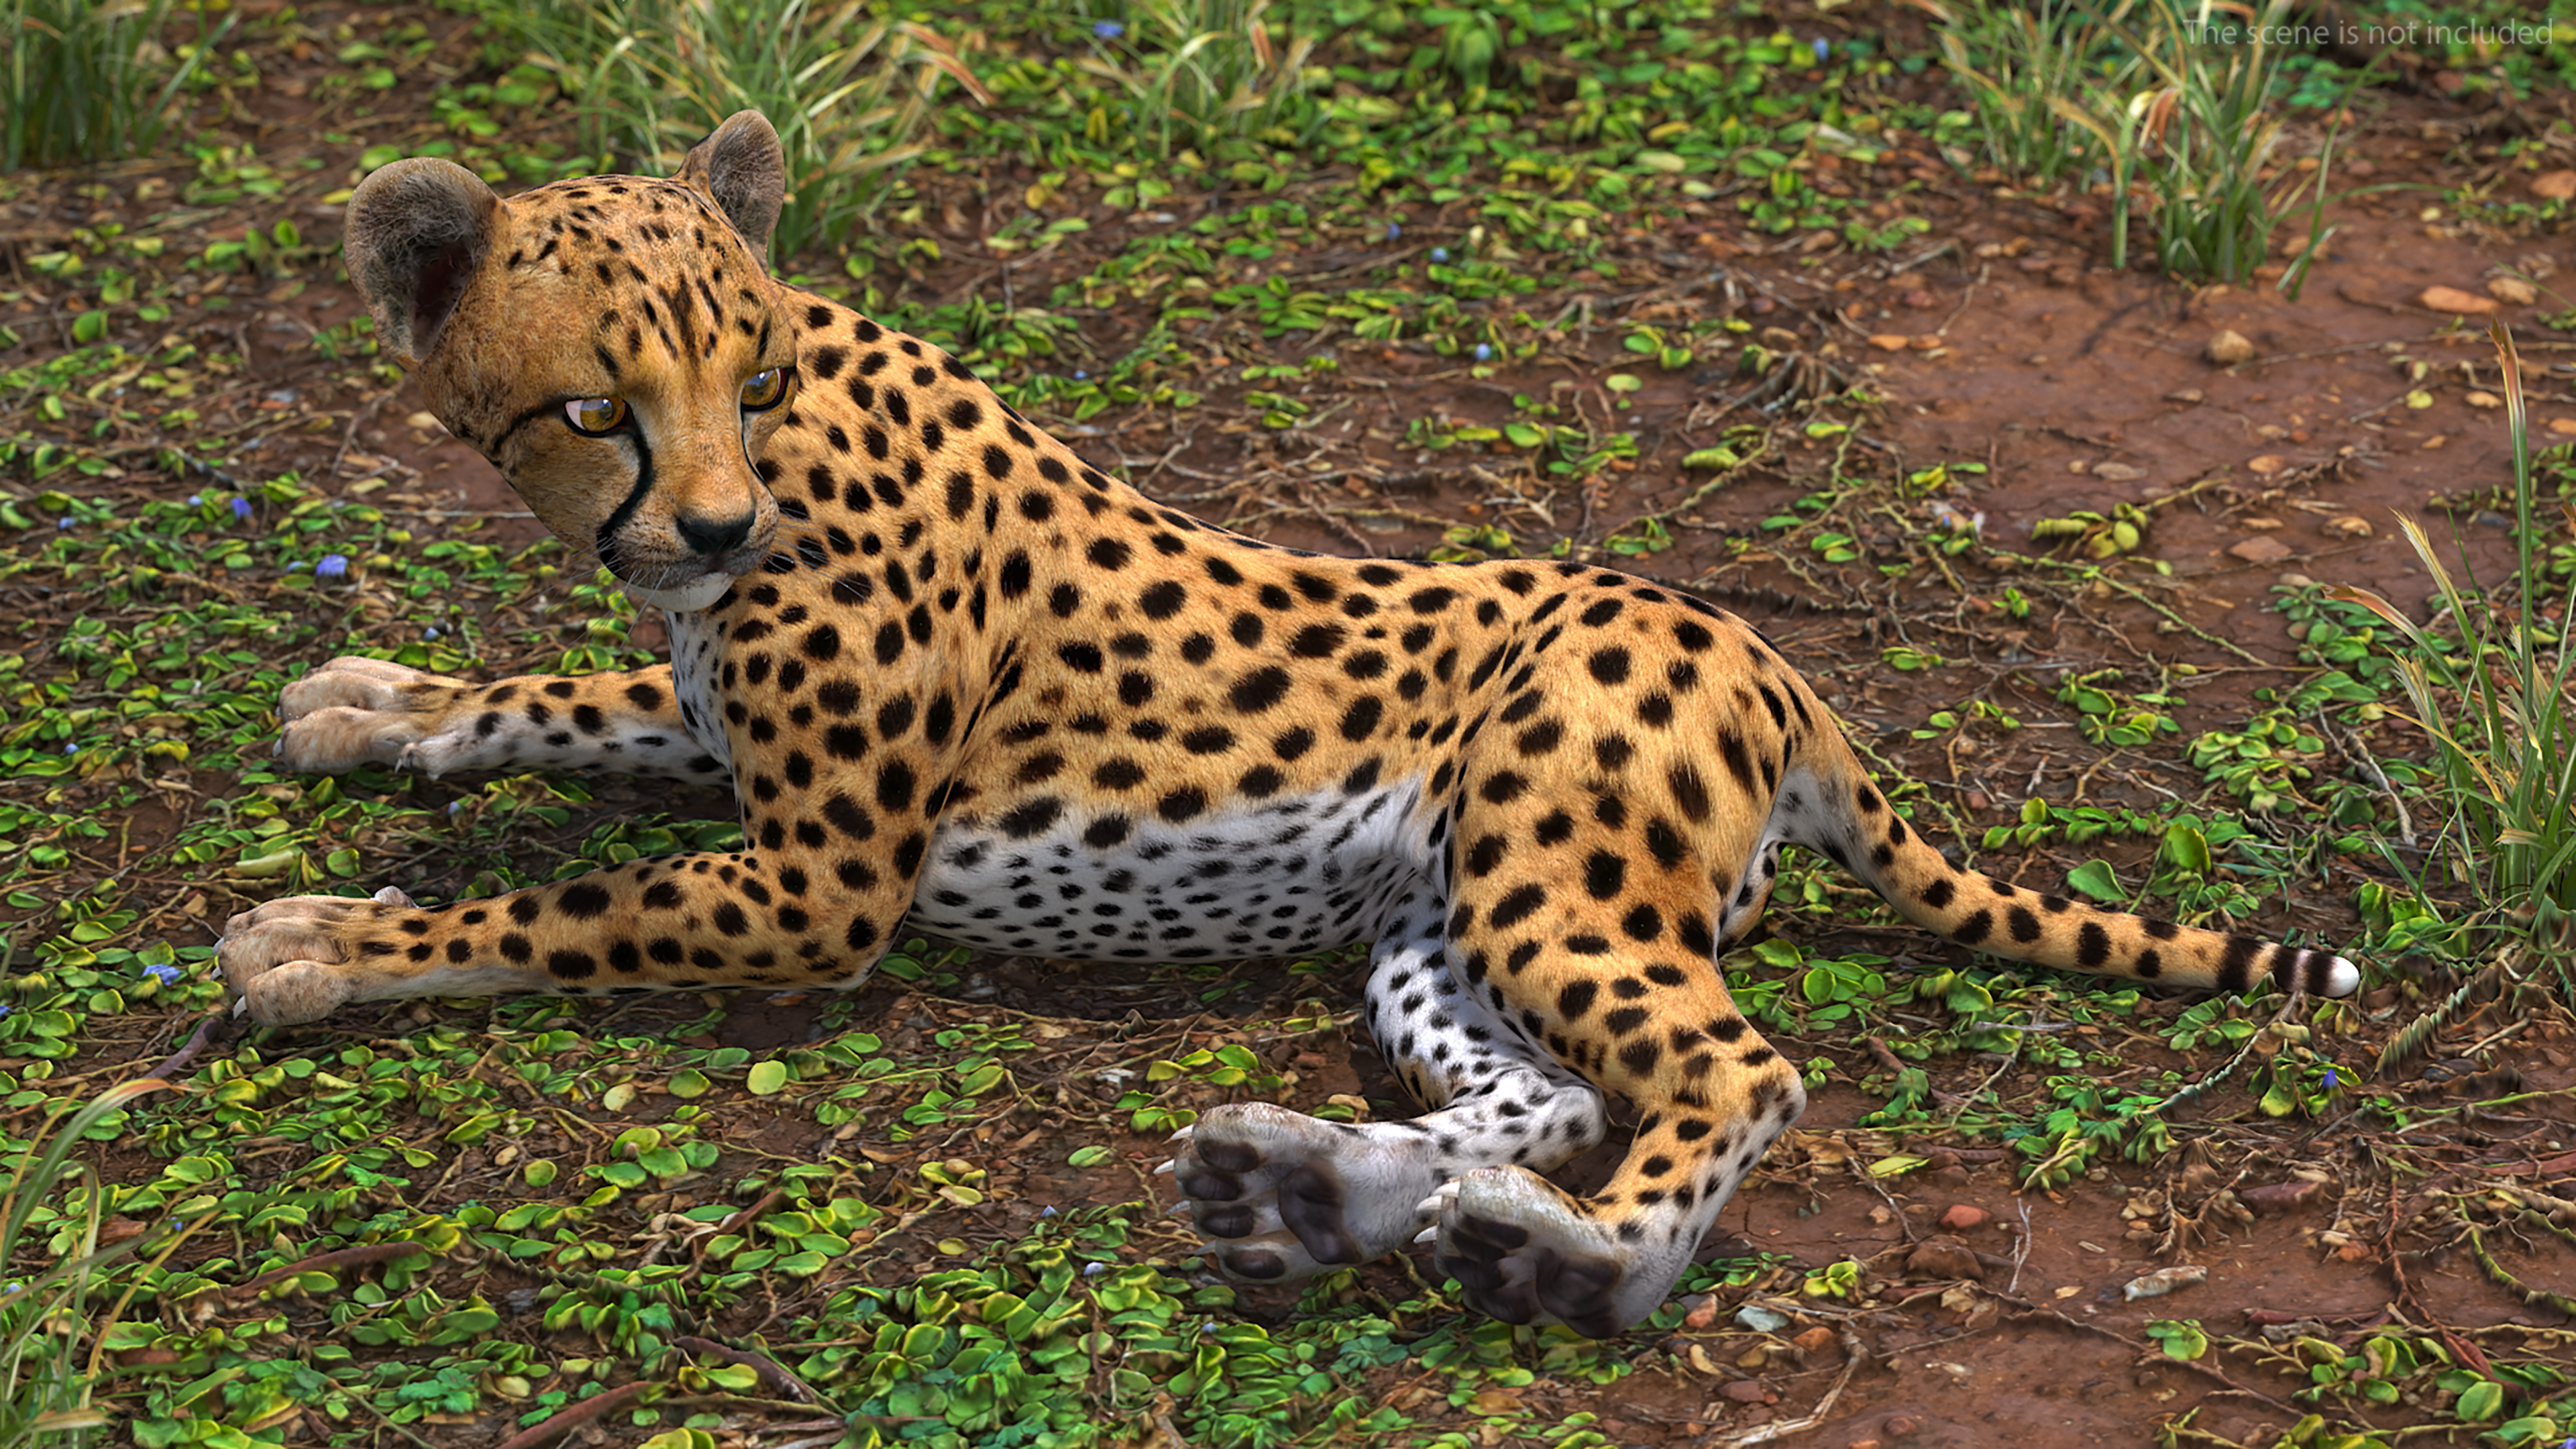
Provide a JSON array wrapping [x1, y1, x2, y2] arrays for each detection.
[[2322, 1066, 2338, 1089], [56, 517, 73, 530], [1813, 38, 1831, 63], [187, 494, 204, 506], [1092, 19, 1124, 38], [316, 553, 350, 580], [1385, 221, 1401, 240], [1083, 1260, 1108, 1276], [447, 800, 464, 816], [60, 743, 77, 755], [1039, 1205, 1059, 1218], [1473, 343, 1493, 361], [288, 560, 308, 572], [144, 962, 182, 986], [424, 626, 442, 641], [1430, 246, 1450, 263], [1072, 369, 1089, 381], [0, 1005, 13, 1019], [231, 496, 253, 521]]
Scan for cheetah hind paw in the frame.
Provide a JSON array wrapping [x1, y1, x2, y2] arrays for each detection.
[[1414, 1166, 1680, 1339], [1161, 1102, 1443, 1283]]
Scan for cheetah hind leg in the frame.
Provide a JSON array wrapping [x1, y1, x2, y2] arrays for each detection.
[[1165, 888, 1611, 1287], [1415, 1167, 1679, 1340], [1160, 1104, 1449, 1281]]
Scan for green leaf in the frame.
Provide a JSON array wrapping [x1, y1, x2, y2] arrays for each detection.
[[1067, 1144, 1112, 1168], [2065, 859, 2125, 904], [746, 1060, 789, 1095], [72, 310, 108, 343], [2145, 1320, 2208, 1360], [2455, 1379, 2507, 1422], [2158, 823, 2212, 874]]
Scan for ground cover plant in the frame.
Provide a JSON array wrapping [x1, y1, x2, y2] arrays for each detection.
[[3, 0, 2576, 1445]]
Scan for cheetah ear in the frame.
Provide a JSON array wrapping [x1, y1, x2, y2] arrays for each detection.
[[674, 110, 785, 259], [343, 158, 501, 366]]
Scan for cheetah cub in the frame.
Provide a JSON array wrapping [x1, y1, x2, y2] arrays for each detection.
[[221, 112, 2359, 1336]]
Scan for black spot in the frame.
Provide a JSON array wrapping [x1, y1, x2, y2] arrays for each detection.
[[1140, 580, 1186, 618], [1584, 851, 1626, 900], [1557, 980, 1597, 1020], [1667, 763, 1712, 823], [1228, 667, 1291, 714], [2078, 921, 2112, 968], [1289, 623, 1345, 657], [1488, 883, 1546, 930], [1000, 798, 1065, 839]]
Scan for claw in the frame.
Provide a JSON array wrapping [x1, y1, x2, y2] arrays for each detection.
[[1412, 1224, 1438, 1245], [231, 996, 250, 1019], [1167, 1125, 1195, 1142], [1152, 1159, 1176, 1176]]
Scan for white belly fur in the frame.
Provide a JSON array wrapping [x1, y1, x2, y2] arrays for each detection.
[[906, 780, 1431, 961]]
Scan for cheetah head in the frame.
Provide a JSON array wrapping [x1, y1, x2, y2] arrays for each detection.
[[343, 111, 799, 612]]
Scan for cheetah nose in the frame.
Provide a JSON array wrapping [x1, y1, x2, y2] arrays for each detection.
[[675, 509, 757, 558]]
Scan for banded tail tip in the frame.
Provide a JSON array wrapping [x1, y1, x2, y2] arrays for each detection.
[[2317, 954, 2361, 998]]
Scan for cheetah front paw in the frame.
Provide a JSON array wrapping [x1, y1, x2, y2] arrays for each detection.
[[278, 656, 478, 777], [1414, 1167, 1675, 1338], [217, 886, 417, 1026], [1160, 1102, 1443, 1281]]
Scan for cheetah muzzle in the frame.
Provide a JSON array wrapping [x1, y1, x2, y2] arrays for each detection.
[[223, 111, 2362, 1337]]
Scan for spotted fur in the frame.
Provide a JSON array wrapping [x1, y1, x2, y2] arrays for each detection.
[[222, 113, 2360, 1337]]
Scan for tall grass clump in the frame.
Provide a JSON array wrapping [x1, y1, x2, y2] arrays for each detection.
[[1933, 0, 2137, 185], [2, 0, 228, 171], [1078, 0, 1318, 161], [0, 1079, 169, 1445], [1927, 0, 2342, 288], [2341, 323, 2576, 981], [488, 0, 985, 262], [2064, 0, 2343, 290]]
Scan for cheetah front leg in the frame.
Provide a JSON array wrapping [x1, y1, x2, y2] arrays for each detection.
[[278, 656, 729, 785], [218, 800, 916, 1024], [1166, 888, 1609, 1281]]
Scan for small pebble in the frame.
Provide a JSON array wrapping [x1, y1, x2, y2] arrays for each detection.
[[2204, 330, 2255, 366]]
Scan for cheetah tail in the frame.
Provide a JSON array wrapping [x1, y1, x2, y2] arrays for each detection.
[[1819, 759, 2361, 1000]]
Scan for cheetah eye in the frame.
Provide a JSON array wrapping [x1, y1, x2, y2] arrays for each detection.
[[564, 396, 627, 435], [739, 366, 792, 412]]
